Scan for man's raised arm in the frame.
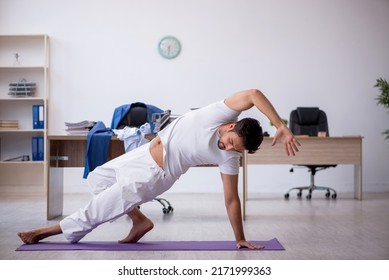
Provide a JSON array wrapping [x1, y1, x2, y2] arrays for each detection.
[[224, 89, 300, 156]]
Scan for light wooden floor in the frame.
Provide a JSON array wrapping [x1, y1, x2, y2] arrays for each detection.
[[1, 192, 389, 260]]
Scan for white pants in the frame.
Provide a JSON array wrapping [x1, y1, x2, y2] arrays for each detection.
[[60, 142, 177, 243]]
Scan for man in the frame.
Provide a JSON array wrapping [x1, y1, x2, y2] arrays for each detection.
[[18, 89, 300, 249]]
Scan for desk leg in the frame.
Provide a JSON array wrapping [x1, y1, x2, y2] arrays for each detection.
[[242, 151, 247, 220], [47, 167, 64, 220], [354, 164, 362, 200]]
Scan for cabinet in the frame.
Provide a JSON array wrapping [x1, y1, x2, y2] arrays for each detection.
[[0, 35, 49, 193]]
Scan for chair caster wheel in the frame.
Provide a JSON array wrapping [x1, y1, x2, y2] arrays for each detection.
[[297, 192, 302, 199], [162, 206, 174, 214], [331, 193, 337, 199], [325, 192, 330, 198], [284, 193, 290, 199], [306, 194, 312, 200]]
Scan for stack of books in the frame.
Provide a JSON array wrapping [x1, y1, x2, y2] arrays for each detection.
[[0, 120, 19, 129], [65, 120, 95, 134]]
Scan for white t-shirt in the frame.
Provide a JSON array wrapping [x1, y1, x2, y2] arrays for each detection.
[[158, 100, 241, 179]]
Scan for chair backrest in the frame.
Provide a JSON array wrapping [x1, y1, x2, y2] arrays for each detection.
[[289, 107, 329, 136], [118, 102, 148, 129]]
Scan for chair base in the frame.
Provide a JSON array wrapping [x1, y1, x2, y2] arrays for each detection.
[[286, 165, 337, 200], [284, 185, 337, 200], [153, 197, 174, 214], [138, 198, 174, 214]]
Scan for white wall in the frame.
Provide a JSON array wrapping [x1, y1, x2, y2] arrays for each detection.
[[1, 0, 389, 194]]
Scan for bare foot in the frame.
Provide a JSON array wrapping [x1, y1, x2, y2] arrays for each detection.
[[118, 218, 154, 243], [18, 230, 42, 244], [17, 224, 62, 244]]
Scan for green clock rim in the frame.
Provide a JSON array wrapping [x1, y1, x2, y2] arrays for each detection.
[[158, 36, 181, 59]]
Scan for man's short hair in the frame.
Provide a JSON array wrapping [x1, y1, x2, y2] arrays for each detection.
[[234, 118, 263, 154]]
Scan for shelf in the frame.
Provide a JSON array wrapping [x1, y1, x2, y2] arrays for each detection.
[[0, 129, 45, 133], [0, 160, 44, 165], [0, 34, 49, 71], [0, 34, 48, 38], [0, 97, 45, 101], [0, 34, 49, 190], [0, 66, 47, 69]]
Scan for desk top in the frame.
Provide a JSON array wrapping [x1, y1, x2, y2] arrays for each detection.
[[48, 134, 117, 140], [48, 134, 363, 140], [48, 134, 155, 141], [281, 135, 363, 140], [247, 135, 363, 165]]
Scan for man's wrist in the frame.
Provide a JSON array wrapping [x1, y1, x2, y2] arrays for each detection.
[[274, 121, 287, 129]]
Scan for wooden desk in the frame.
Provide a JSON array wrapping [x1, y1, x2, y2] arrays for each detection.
[[47, 135, 125, 219], [242, 136, 363, 219]]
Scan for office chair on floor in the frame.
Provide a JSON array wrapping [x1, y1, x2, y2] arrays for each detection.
[[284, 107, 337, 200], [119, 102, 174, 214]]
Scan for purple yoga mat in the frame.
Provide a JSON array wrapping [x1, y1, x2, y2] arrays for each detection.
[[16, 238, 284, 251]]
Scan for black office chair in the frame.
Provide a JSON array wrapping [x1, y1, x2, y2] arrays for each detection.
[[117, 102, 148, 129], [284, 107, 337, 200], [119, 102, 174, 214]]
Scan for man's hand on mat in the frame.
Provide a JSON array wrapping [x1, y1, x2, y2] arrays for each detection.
[[236, 240, 264, 250]]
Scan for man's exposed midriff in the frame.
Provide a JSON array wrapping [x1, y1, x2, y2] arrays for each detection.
[[149, 136, 164, 169]]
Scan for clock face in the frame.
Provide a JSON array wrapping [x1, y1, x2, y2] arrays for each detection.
[[158, 36, 181, 59]]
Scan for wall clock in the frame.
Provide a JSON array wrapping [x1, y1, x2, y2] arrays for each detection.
[[158, 36, 181, 59]]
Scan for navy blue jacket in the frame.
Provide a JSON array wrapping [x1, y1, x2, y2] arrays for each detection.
[[83, 103, 163, 178], [83, 121, 113, 178]]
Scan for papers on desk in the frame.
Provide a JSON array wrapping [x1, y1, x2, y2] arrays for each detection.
[[65, 120, 95, 135]]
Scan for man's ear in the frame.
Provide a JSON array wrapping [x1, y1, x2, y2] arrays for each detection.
[[228, 123, 236, 131]]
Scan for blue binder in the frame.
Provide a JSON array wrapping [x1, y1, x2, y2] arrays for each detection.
[[32, 104, 44, 129], [32, 136, 44, 161]]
